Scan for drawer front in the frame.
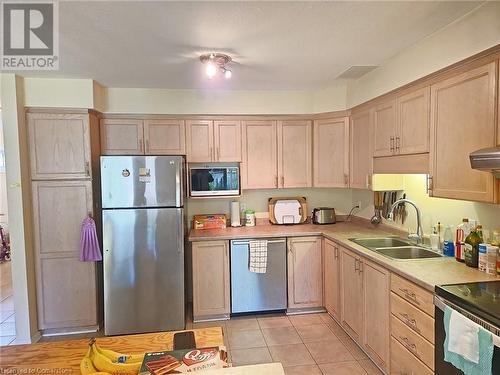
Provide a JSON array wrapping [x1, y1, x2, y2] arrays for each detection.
[[391, 273, 434, 316], [390, 336, 433, 375], [391, 315, 435, 370], [391, 292, 435, 343]]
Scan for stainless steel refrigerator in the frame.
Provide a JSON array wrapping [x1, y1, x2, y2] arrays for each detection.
[[101, 155, 185, 335]]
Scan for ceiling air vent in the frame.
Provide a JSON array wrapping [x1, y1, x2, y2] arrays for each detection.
[[336, 65, 378, 79]]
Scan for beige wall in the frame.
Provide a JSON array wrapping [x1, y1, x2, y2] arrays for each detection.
[[354, 175, 500, 239], [23, 78, 94, 108], [346, 1, 500, 107], [186, 188, 354, 228], [1, 74, 39, 344]]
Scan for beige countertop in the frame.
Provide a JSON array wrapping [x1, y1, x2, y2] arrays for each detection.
[[189, 220, 498, 292]]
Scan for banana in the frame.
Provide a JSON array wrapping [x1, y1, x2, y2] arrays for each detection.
[[92, 342, 144, 364], [80, 346, 99, 375], [89, 343, 142, 375]]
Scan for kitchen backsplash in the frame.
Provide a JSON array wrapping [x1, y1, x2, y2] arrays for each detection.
[[354, 174, 500, 236], [186, 188, 354, 228]]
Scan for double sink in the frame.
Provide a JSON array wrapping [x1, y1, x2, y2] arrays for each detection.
[[349, 237, 443, 260]]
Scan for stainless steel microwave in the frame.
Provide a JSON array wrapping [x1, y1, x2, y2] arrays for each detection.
[[189, 163, 240, 197]]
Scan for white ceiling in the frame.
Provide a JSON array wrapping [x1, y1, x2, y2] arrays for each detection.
[[20, 1, 482, 90]]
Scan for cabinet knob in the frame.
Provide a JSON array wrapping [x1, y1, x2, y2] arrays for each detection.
[[395, 136, 400, 152], [390, 136, 395, 152], [85, 162, 90, 177], [281, 176, 284, 187]]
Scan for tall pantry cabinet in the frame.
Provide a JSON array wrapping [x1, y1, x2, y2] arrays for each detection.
[[27, 110, 101, 333]]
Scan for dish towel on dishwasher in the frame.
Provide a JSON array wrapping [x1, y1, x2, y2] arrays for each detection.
[[80, 216, 102, 262], [248, 240, 268, 273], [444, 305, 494, 374]]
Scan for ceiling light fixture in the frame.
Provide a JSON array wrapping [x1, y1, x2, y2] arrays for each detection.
[[200, 53, 232, 79]]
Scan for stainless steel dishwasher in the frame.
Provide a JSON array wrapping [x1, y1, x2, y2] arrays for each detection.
[[230, 238, 287, 314]]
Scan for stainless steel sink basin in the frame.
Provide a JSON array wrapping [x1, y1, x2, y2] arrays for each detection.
[[350, 237, 411, 249], [375, 246, 443, 259], [349, 237, 443, 260]]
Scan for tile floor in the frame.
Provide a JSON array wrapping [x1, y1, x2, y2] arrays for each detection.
[[187, 312, 384, 375], [0, 260, 16, 346]]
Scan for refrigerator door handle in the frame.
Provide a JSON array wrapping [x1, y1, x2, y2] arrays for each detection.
[[177, 210, 183, 254], [176, 159, 184, 207]]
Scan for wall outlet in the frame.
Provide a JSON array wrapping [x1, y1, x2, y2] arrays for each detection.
[[355, 201, 362, 209]]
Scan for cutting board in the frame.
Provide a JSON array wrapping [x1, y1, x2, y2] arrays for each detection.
[[268, 197, 307, 224]]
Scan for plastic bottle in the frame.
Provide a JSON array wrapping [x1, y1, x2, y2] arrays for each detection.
[[455, 218, 468, 263], [491, 230, 500, 275], [443, 225, 455, 257], [478, 243, 488, 272], [465, 225, 482, 268]]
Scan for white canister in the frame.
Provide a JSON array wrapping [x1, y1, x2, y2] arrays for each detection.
[[230, 201, 241, 227], [245, 210, 256, 227]]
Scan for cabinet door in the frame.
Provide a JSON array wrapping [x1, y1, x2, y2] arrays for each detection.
[[373, 100, 396, 157], [32, 180, 97, 329], [313, 118, 349, 188], [362, 259, 390, 372], [144, 120, 185, 155], [287, 237, 322, 309], [241, 121, 278, 189], [28, 113, 91, 179], [100, 119, 144, 155], [323, 239, 341, 321], [340, 248, 363, 342], [430, 62, 497, 202], [192, 241, 230, 319], [397, 86, 430, 155], [214, 120, 241, 162], [186, 120, 214, 162], [278, 120, 312, 188], [350, 109, 373, 189]]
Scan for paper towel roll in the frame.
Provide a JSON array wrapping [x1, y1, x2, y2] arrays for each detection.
[[230, 201, 241, 227]]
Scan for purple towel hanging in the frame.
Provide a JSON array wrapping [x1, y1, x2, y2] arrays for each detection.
[[80, 216, 102, 261]]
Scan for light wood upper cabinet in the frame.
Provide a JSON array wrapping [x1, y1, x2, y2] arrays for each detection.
[[373, 100, 396, 157], [340, 247, 363, 342], [397, 86, 430, 155], [350, 109, 372, 190], [214, 120, 241, 162], [278, 120, 312, 188], [28, 113, 92, 179], [31, 180, 97, 329], [192, 241, 230, 320], [186, 120, 213, 162], [430, 62, 497, 202], [101, 119, 144, 155], [313, 117, 349, 188], [144, 120, 185, 155], [187, 120, 241, 162], [362, 258, 390, 372], [323, 238, 341, 321], [287, 237, 323, 309], [242, 121, 278, 189]]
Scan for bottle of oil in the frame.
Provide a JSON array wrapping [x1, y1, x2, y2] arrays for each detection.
[[465, 225, 483, 268]]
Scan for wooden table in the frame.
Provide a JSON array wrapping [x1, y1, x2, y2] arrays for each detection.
[[0, 327, 224, 372]]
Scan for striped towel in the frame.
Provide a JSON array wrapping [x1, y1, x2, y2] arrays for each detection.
[[249, 240, 268, 273]]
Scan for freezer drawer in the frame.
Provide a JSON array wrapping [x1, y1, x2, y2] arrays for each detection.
[[230, 239, 287, 314], [103, 207, 184, 335]]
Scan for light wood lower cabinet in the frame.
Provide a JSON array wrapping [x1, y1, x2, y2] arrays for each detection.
[[340, 247, 390, 372], [323, 238, 341, 321], [362, 259, 390, 372], [287, 237, 323, 309], [390, 336, 433, 375], [32, 180, 98, 330], [192, 241, 230, 321], [339, 247, 363, 341]]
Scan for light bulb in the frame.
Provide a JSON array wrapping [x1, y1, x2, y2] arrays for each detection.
[[206, 62, 217, 79], [224, 69, 232, 79]]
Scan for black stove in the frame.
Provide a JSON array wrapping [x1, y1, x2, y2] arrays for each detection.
[[435, 280, 500, 329]]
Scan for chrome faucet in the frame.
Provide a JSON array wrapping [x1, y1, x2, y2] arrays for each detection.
[[388, 198, 423, 245]]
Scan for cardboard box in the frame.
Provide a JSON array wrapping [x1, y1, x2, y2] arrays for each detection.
[[192, 214, 227, 230]]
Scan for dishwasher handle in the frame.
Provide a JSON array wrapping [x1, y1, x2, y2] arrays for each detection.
[[232, 239, 286, 246]]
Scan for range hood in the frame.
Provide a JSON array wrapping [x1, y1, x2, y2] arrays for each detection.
[[469, 147, 500, 177]]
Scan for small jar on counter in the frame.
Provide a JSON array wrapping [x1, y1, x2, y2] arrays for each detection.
[[244, 209, 256, 227]]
